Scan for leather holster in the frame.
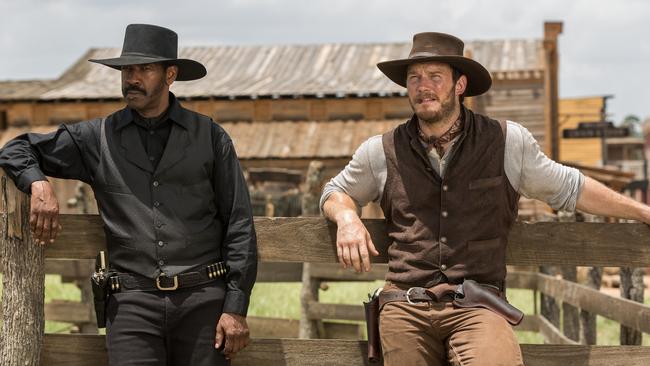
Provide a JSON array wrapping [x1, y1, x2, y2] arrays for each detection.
[[453, 279, 524, 326]]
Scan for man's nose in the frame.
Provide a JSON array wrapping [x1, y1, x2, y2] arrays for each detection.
[[124, 70, 142, 85]]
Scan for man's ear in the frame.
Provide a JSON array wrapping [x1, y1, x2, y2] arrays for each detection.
[[166, 65, 178, 86], [455, 74, 467, 96]]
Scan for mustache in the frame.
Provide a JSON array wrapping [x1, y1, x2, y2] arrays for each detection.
[[416, 92, 438, 103], [122, 85, 147, 96]]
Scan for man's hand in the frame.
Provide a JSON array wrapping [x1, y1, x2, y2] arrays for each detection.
[[29, 180, 61, 245], [215, 312, 250, 360], [335, 210, 379, 272]]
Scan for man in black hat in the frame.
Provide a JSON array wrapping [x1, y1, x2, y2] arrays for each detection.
[[0, 24, 256, 365], [321, 32, 650, 365]]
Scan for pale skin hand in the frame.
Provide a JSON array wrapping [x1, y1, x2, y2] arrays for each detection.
[[215, 312, 250, 360], [322, 192, 379, 272], [29, 180, 61, 245]]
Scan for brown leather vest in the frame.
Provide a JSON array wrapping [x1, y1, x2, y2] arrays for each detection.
[[380, 107, 519, 289]]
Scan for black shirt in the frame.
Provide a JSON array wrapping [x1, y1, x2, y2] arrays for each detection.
[[0, 93, 257, 315]]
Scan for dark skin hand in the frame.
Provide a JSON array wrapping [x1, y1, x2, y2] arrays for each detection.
[[215, 312, 250, 360], [30, 180, 61, 245]]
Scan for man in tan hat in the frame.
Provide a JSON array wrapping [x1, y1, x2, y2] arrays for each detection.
[[321, 32, 650, 365], [0, 24, 256, 365]]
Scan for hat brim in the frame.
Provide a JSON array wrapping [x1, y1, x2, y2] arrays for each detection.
[[89, 56, 207, 81], [377, 56, 492, 97]]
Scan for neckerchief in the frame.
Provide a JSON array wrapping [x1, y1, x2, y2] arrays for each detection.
[[417, 117, 463, 157]]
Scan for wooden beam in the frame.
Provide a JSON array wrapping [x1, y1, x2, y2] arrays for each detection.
[[514, 314, 540, 333], [257, 262, 303, 282], [537, 314, 580, 345], [309, 263, 387, 281], [41, 335, 650, 366], [536, 273, 650, 334], [44, 301, 93, 323], [506, 271, 539, 290], [3, 216, 648, 268], [306, 301, 365, 321]]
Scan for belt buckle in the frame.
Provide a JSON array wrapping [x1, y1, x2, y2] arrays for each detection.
[[156, 273, 179, 291], [405, 287, 417, 305]]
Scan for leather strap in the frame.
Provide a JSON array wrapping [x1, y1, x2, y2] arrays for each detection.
[[379, 282, 503, 310], [109, 261, 228, 292]]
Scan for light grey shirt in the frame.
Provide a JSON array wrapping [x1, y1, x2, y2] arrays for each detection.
[[321, 121, 585, 213]]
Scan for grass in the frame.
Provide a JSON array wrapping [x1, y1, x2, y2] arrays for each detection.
[[1, 274, 648, 345]]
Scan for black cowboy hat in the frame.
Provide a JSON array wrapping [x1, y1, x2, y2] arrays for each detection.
[[377, 32, 491, 96], [89, 24, 206, 81]]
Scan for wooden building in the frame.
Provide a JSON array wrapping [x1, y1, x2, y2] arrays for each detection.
[[0, 22, 563, 213]]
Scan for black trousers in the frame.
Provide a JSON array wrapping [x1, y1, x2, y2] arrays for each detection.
[[106, 280, 229, 366]]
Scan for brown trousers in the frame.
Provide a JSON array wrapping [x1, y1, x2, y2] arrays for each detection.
[[379, 285, 524, 366]]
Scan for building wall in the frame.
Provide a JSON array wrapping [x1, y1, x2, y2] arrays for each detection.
[[558, 96, 606, 166], [1, 97, 413, 127]]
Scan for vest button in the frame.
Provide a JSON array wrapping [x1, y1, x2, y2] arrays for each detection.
[[440, 264, 448, 271], [154, 201, 161, 207], [440, 236, 447, 243], [153, 181, 160, 187], [441, 211, 448, 218], [442, 185, 449, 191], [158, 259, 165, 266], [157, 240, 164, 247]]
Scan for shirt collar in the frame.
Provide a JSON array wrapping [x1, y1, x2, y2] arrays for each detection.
[[115, 92, 188, 131]]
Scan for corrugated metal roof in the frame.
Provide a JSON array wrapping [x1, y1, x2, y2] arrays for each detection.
[[220, 119, 403, 159], [19, 38, 543, 101]]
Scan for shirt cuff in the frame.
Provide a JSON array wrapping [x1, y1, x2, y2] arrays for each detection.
[[223, 289, 250, 316], [16, 167, 47, 193]]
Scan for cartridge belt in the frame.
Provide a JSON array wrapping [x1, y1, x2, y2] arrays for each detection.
[[108, 261, 228, 292]]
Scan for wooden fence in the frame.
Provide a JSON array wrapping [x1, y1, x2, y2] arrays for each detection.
[[2, 176, 650, 365]]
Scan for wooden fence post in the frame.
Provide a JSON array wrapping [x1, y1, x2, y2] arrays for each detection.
[[299, 262, 320, 338], [0, 175, 45, 365], [580, 266, 603, 344], [620, 267, 644, 345]]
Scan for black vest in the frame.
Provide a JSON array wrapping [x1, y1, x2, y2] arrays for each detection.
[[92, 109, 221, 279], [381, 108, 520, 288]]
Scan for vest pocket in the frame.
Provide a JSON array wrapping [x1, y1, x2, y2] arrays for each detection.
[[469, 175, 503, 190]]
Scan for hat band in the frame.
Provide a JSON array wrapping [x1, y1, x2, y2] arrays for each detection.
[[120, 51, 176, 60], [409, 51, 460, 59]]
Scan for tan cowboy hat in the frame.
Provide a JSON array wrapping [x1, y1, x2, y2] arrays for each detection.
[[377, 32, 492, 96], [89, 24, 206, 81]]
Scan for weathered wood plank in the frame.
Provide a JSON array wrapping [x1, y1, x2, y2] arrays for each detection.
[[514, 313, 539, 332], [506, 271, 539, 290], [537, 314, 580, 345], [306, 301, 365, 321], [13, 216, 650, 267], [41, 335, 650, 366], [537, 273, 650, 334], [309, 263, 387, 281], [44, 301, 93, 323], [257, 262, 303, 282]]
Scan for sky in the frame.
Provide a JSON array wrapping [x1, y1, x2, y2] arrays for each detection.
[[1, 0, 649, 122]]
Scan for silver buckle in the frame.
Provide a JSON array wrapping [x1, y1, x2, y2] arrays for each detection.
[[156, 273, 179, 291], [405, 287, 417, 305]]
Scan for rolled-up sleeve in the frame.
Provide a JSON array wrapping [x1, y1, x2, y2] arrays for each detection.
[[508, 122, 585, 211], [320, 136, 383, 213], [212, 125, 257, 315]]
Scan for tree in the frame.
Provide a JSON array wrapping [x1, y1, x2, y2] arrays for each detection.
[[621, 114, 642, 137]]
